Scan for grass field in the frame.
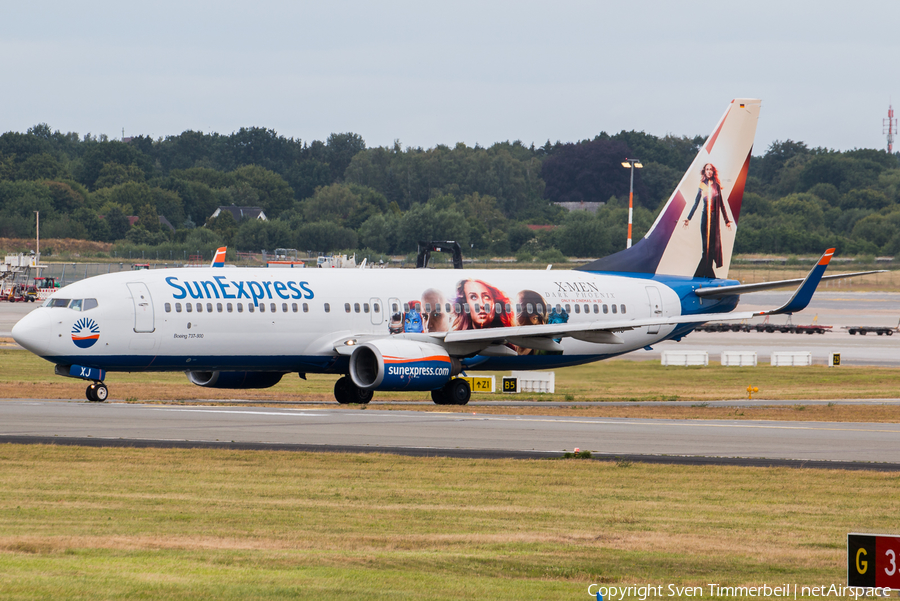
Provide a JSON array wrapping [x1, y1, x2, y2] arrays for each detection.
[[1, 444, 897, 600], [2, 337, 900, 598]]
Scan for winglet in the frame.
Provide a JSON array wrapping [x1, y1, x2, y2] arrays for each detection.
[[211, 247, 227, 268], [757, 248, 834, 316]]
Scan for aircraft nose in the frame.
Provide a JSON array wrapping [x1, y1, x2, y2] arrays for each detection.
[[12, 308, 51, 356]]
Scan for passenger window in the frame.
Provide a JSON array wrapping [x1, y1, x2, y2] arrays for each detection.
[[593, 304, 599, 314], [270, 303, 276, 313], [574, 304, 580, 314], [324, 303, 330, 313], [303, 303, 309, 313], [237, 303, 243, 313], [175, 303, 182, 313], [249, 304, 255, 313], [565, 304, 571, 313], [454, 303, 461, 314], [403, 303, 409, 312], [345, 303, 351, 313], [363, 303, 369, 313], [620, 304, 626, 314], [227, 303, 233, 313], [165, 303, 171, 313], [374, 303, 380, 313], [611, 304, 617, 314], [196, 303, 203, 313], [354, 303, 360, 313], [259, 304, 265, 313], [505, 303, 511, 314], [445, 303, 451, 314], [282, 303, 288, 312], [217, 303, 223, 312], [473, 303, 481, 313], [69, 299, 83, 312], [526, 303, 533, 315], [603, 304, 608, 314], [186, 303, 193, 313], [292, 303, 298, 312], [424, 303, 431, 313], [584, 304, 590, 314], [537, 304, 543, 315], [207, 303, 213, 313], [392, 303, 399, 313]]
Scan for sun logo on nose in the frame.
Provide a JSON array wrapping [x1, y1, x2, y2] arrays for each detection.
[[71, 318, 100, 349]]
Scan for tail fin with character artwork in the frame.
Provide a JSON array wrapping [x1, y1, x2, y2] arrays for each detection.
[[578, 98, 761, 279]]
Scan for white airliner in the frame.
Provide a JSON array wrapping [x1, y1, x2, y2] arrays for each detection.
[[11, 99, 877, 404]]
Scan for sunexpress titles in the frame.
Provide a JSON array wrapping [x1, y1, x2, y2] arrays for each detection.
[[165, 276, 314, 307]]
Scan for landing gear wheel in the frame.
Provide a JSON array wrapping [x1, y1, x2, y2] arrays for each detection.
[[85, 383, 108, 402], [334, 376, 372, 404], [435, 379, 471, 406]]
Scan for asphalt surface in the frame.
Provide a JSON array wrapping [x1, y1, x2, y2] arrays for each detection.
[[2, 400, 899, 470]]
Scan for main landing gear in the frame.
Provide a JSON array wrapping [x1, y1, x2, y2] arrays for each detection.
[[85, 382, 108, 402], [334, 376, 373, 404], [431, 378, 471, 406]]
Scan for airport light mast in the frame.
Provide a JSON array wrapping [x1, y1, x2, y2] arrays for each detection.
[[621, 158, 642, 248], [885, 104, 897, 154]]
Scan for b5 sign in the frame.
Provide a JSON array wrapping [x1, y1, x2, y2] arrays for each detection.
[[848, 533, 900, 589]]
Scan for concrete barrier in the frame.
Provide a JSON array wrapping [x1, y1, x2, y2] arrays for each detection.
[[508, 371, 555, 393], [770, 351, 812, 366], [661, 350, 709, 366], [721, 351, 758, 367]]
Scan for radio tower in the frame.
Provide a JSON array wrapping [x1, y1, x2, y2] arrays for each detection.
[[885, 104, 897, 153]]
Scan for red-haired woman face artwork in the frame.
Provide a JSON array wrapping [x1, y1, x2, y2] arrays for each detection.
[[702, 163, 720, 185], [464, 280, 494, 328]]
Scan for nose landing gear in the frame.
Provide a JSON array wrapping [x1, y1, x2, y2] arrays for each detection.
[[86, 382, 109, 402]]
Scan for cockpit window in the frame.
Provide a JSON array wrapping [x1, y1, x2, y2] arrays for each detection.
[[46, 298, 98, 310]]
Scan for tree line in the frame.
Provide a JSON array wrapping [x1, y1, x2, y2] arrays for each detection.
[[0, 122, 897, 260]]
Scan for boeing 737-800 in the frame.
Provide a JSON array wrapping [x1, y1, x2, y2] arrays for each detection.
[[11, 99, 876, 405]]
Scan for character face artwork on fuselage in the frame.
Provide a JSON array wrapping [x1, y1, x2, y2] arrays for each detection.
[[387, 279, 582, 355], [72, 317, 100, 348]]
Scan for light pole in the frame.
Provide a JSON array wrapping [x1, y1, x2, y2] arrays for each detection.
[[34, 211, 39, 265], [620, 158, 642, 248]]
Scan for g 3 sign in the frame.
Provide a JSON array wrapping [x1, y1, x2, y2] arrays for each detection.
[[848, 533, 900, 589]]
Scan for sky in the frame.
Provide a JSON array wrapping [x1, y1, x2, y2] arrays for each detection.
[[2, 1, 899, 154]]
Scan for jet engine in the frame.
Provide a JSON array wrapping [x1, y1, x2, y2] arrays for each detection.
[[349, 339, 460, 391], [186, 371, 285, 389]]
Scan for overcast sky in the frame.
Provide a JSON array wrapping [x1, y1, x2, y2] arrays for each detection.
[[2, 1, 898, 154]]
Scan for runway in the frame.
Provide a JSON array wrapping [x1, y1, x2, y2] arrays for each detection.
[[2, 400, 899, 470]]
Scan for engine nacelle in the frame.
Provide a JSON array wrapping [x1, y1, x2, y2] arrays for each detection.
[[186, 370, 285, 389], [349, 339, 459, 391]]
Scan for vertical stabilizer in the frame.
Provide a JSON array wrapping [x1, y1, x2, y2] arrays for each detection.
[[579, 99, 760, 278]]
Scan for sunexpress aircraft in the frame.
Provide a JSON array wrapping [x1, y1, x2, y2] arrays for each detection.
[[11, 99, 875, 404]]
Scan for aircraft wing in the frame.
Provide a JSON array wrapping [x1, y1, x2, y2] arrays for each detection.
[[334, 247, 842, 357], [333, 311, 758, 357]]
